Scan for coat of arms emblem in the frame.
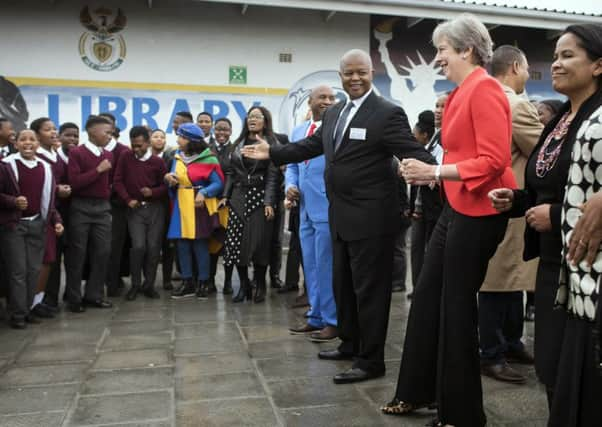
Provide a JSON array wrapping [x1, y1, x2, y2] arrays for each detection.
[[78, 6, 127, 72]]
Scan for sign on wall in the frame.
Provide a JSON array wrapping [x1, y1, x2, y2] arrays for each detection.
[[229, 66, 247, 85], [1, 77, 285, 144], [79, 6, 127, 72]]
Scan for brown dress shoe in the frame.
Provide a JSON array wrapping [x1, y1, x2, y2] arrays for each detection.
[[505, 348, 535, 365], [309, 326, 338, 342], [289, 323, 321, 335], [291, 295, 309, 308], [481, 362, 526, 384]]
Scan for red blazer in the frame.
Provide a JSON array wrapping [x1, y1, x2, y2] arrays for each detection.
[[441, 67, 517, 217]]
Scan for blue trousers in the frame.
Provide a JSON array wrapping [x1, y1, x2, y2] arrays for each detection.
[[300, 216, 336, 328], [177, 239, 210, 281]]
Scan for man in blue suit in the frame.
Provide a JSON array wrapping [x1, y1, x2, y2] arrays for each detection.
[[287, 85, 338, 342]]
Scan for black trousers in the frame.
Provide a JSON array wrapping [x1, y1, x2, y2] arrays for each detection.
[[269, 200, 285, 280], [392, 219, 410, 290], [395, 204, 507, 427], [0, 218, 46, 320], [106, 202, 128, 293], [65, 198, 111, 304], [410, 215, 438, 288], [210, 254, 233, 285], [284, 207, 303, 287], [44, 230, 66, 307], [127, 202, 165, 290], [478, 291, 525, 365], [333, 232, 395, 374]]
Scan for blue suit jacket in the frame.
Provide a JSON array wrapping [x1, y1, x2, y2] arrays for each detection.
[[286, 121, 329, 223]]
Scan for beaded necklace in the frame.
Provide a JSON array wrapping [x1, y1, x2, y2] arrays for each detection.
[[535, 111, 572, 178]]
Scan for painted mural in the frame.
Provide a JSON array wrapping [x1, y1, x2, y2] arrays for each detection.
[[370, 16, 564, 126]]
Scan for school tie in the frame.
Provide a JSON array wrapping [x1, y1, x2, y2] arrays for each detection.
[[333, 102, 354, 151], [304, 123, 317, 165]]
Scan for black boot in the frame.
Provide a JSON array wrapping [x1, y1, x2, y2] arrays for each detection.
[[126, 286, 139, 301], [222, 280, 233, 295], [223, 265, 234, 295], [206, 278, 217, 295], [233, 277, 252, 303], [196, 280, 209, 300], [254, 277, 266, 303], [171, 279, 196, 299]]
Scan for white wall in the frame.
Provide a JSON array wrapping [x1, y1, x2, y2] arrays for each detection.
[[0, 0, 368, 88]]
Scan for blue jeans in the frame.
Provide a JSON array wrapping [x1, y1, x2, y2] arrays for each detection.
[[177, 239, 210, 281]]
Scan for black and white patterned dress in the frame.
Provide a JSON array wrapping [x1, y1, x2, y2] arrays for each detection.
[[557, 105, 602, 321], [223, 139, 279, 267]]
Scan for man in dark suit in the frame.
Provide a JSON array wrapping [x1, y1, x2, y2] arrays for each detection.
[[242, 49, 434, 384]]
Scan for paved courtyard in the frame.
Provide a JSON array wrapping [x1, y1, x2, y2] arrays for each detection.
[[0, 265, 548, 426]]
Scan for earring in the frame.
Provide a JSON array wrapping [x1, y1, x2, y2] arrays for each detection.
[[462, 55, 467, 60]]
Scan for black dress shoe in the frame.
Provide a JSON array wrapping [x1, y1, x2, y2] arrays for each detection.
[[270, 277, 283, 289], [25, 314, 42, 324], [68, 303, 86, 313], [10, 318, 26, 329], [126, 287, 139, 301], [82, 299, 113, 309], [143, 288, 160, 299], [40, 302, 59, 314], [106, 288, 122, 298], [31, 304, 55, 318], [318, 349, 354, 361], [333, 367, 384, 384], [278, 283, 298, 294]]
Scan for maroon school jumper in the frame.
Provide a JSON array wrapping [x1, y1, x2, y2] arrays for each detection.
[[113, 150, 168, 204], [37, 149, 67, 263], [16, 161, 44, 217], [68, 145, 112, 199]]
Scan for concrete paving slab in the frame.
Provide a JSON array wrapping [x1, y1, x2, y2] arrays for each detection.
[[175, 353, 253, 378], [1, 362, 88, 388], [0, 411, 64, 427], [256, 356, 349, 381], [267, 377, 365, 408], [173, 337, 245, 356], [68, 391, 170, 426], [92, 349, 171, 370], [176, 397, 278, 427], [101, 333, 172, 351], [16, 344, 97, 365], [81, 367, 173, 395], [175, 371, 264, 401], [0, 384, 77, 415]]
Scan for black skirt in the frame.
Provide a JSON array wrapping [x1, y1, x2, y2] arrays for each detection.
[[549, 317, 602, 426], [223, 185, 273, 267]]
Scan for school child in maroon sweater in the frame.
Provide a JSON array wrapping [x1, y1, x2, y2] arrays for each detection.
[[65, 115, 114, 313], [114, 126, 167, 300], [98, 113, 131, 297], [0, 130, 63, 329], [28, 117, 72, 318]]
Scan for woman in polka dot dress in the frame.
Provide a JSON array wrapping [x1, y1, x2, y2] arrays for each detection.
[[221, 106, 280, 303], [490, 24, 602, 426]]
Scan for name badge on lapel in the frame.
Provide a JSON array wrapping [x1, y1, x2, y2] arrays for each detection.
[[349, 128, 367, 140]]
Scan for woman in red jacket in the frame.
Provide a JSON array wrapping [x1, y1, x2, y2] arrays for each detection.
[[381, 13, 516, 427]]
